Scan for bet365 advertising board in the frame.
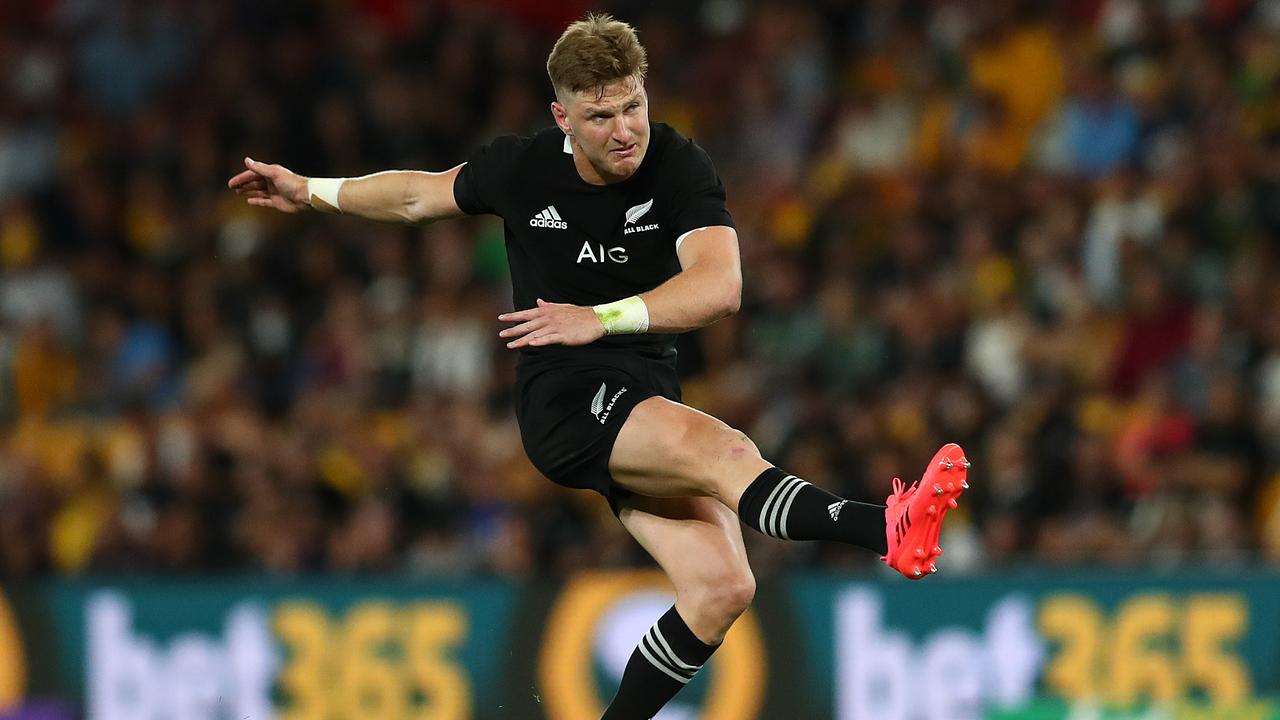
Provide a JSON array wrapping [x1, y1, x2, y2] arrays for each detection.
[[0, 570, 1274, 719]]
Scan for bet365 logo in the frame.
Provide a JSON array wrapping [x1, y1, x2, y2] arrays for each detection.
[[836, 589, 1042, 720]]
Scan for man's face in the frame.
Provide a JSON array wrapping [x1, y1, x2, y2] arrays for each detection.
[[553, 76, 650, 184]]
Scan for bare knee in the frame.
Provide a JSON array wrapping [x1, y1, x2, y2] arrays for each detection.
[[678, 566, 756, 644], [717, 570, 756, 617], [668, 418, 764, 494], [709, 422, 763, 465]]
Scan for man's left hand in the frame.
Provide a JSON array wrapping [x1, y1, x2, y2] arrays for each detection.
[[498, 299, 606, 349]]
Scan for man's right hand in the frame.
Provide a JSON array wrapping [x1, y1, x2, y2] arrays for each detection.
[[227, 157, 311, 213]]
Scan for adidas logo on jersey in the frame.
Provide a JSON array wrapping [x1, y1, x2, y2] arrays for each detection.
[[530, 206, 567, 230]]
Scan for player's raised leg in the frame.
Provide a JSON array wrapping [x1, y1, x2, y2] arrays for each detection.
[[609, 397, 969, 578], [600, 494, 754, 720]]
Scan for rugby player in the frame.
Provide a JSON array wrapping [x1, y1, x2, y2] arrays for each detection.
[[229, 14, 968, 718]]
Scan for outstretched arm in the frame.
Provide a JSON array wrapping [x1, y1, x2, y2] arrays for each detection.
[[498, 226, 742, 349], [227, 157, 467, 224]]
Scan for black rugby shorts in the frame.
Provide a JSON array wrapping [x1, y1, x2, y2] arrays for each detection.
[[515, 350, 681, 510]]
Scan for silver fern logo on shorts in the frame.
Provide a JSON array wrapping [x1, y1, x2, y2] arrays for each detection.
[[591, 382, 627, 424], [591, 383, 607, 419]]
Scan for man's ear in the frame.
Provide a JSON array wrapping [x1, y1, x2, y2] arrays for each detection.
[[551, 101, 572, 136]]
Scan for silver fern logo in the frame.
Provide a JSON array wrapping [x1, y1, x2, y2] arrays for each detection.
[[591, 383, 607, 420], [591, 383, 627, 424], [624, 199, 653, 225]]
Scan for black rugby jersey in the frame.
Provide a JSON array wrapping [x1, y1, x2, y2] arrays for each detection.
[[452, 122, 733, 361]]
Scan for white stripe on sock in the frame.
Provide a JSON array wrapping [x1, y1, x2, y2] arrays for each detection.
[[758, 475, 798, 538], [777, 480, 808, 540], [650, 626, 699, 672], [766, 476, 802, 537], [642, 635, 694, 681], [638, 641, 691, 684]]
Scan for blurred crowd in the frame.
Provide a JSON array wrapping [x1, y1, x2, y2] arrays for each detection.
[[2, 0, 1280, 579]]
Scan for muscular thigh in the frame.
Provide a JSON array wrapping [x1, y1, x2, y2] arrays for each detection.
[[609, 396, 771, 505], [617, 494, 751, 597]]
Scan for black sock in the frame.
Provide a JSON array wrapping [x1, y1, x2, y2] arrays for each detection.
[[737, 467, 888, 555], [600, 606, 718, 720]]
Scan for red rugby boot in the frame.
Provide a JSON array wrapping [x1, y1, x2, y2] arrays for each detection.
[[882, 443, 969, 579]]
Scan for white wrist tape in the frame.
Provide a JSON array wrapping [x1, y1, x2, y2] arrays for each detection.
[[307, 177, 346, 212], [593, 295, 650, 335]]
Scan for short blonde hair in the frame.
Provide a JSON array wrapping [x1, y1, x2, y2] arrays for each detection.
[[546, 13, 648, 101]]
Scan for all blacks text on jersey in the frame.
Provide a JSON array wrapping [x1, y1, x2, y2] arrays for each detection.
[[623, 222, 659, 235], [622, 198, 658, 236]]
